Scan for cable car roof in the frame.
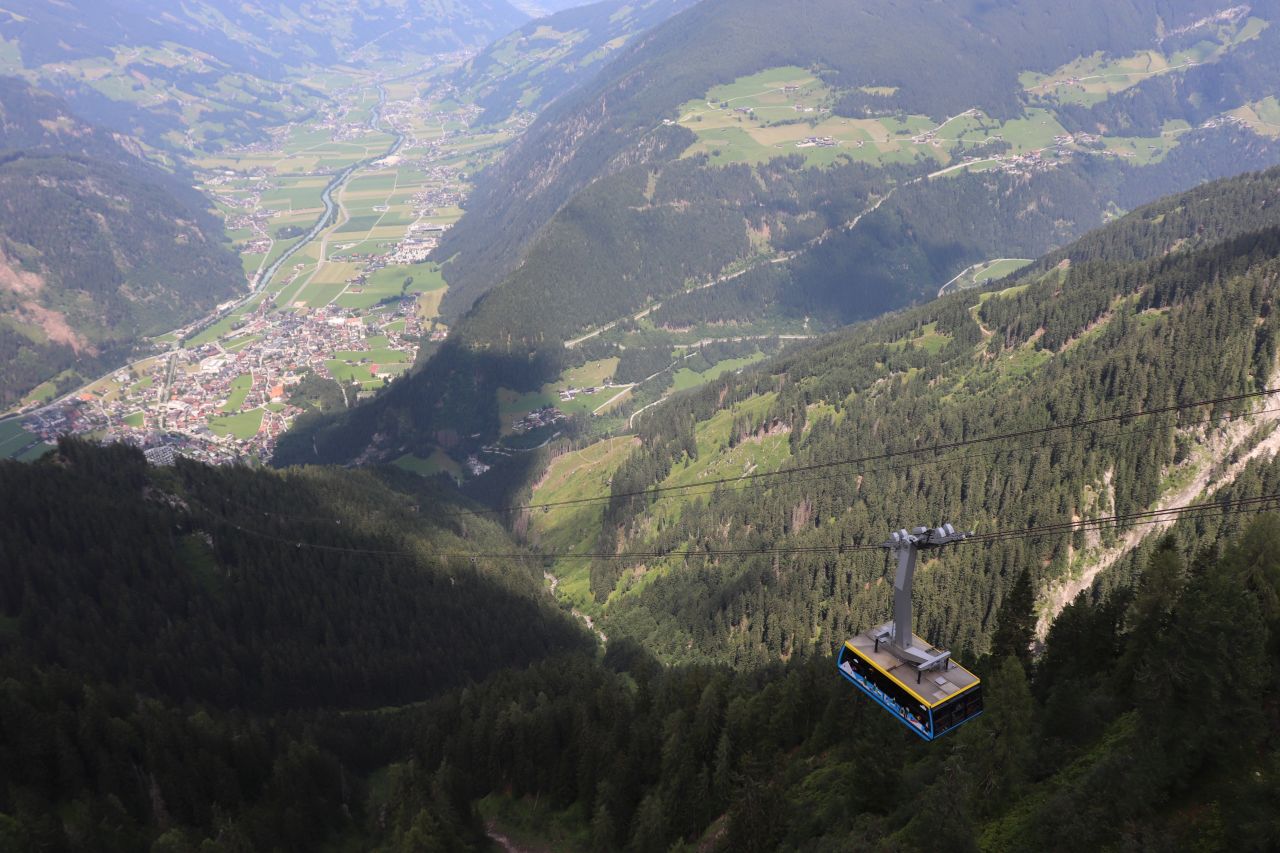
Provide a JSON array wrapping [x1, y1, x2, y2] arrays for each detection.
[[844, 630, 980, 709]]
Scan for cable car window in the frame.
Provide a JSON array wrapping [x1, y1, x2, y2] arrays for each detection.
[[931, 685, 984, 736], [839, 645, 932, 738]]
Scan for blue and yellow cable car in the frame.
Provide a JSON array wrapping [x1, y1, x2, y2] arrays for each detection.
[[838, 633, 983, 741], [837, 524, 984, 741]]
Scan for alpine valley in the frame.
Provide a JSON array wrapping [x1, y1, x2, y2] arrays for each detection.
[[3, 2, 1280, 852]]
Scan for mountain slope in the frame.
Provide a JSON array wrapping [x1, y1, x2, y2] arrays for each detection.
[[11, 175, 1280, 851], [0, 78, 244, 409], [454, 0, 696, 124], [435, 0, 1224, 312], [274, 0, 1278, 475], [521, 165, 1280, 662], [0, 438, 589, 849]]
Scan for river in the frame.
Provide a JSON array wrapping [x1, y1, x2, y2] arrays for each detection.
[[254, 84, 405, 293]]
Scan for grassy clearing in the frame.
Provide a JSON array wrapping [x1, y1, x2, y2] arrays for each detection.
[[655, 393, 786, 507], [334, 215, 382, 234], [224, 334, 261, 353], [1022, 50, 1171, 104], [417, 289, 446, 321], [972, 258, 1035, 284], [222, 374, 253, 412], [208, 408, 264, 439], [476, 795, 590, 853], [293, 281, 348, 308], [1023, 17, 1267, 106], [0, 419, 39, 459], [334, 263, 445, 310], [671, 352, 767, 392], [675, 68, 1067, 169], [1230, 96, 1280, 137], [529, 438, 639, 611], [185, 314, 245, 347], [563, 358, 621, 389], [20, 381, 57, 407], [394, 448, 463, 482], [15, 441, 53, 462], [325, 360, 375, 384], [912, 322, 953, 355], [946, 258, 1035, 294], [596, 395, 791, 603], [332, 347, 410, 364]]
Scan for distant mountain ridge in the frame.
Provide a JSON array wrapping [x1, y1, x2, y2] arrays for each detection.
[[0, 0, 531, 152], [0, 0, 528, 69], [454, 0, 697, 123]]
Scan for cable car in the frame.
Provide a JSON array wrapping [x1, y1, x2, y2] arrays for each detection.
[[837, 524, 984, 741]]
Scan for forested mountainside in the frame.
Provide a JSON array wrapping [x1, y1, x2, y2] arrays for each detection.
[[326, 511, 1280, 851], [0, 0, 528, 152], [459, 127, 1280, 346], [512, 167, 1280, 666], [0, 439, 589, 849], [454, 0, 696, 123], [10, 251, 1280, 848], [435, 0, 1246, 316], [0, 78, 243, 409], [10, 174, 1280, 850]]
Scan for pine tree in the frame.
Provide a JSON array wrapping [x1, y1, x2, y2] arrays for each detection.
[[990, 568, 1035, 668]]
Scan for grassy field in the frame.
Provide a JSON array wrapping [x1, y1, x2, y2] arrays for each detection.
[[224, 334, 261, 353], [500, 384, 633, 433], [1022, 16, 1267, 105], [325, 360, 375, 384], [208, 409, 264, 439], [561, 358, 620, 389], [222, 374, 253, 412], [671, 352, 767, 391], [971, 259, 1034, 285], [185, 314, 249, 348], [476, 795, 590, 853], [676, 45, 1252, 172], [911, 322, 953, 355], [675, 67, 1075, 168], [0, 418, 41, 459], [1230, 97, 1280, 137], [529, 393, 792, 609], [393, 448, 463, 482], [20, 381, 57, 407], [943, 258, 1035, 294], [260, 178, 326, 212], [528, 438, 639, 609], [334, 262, 445, 310], [332, 347, 410, 364]]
